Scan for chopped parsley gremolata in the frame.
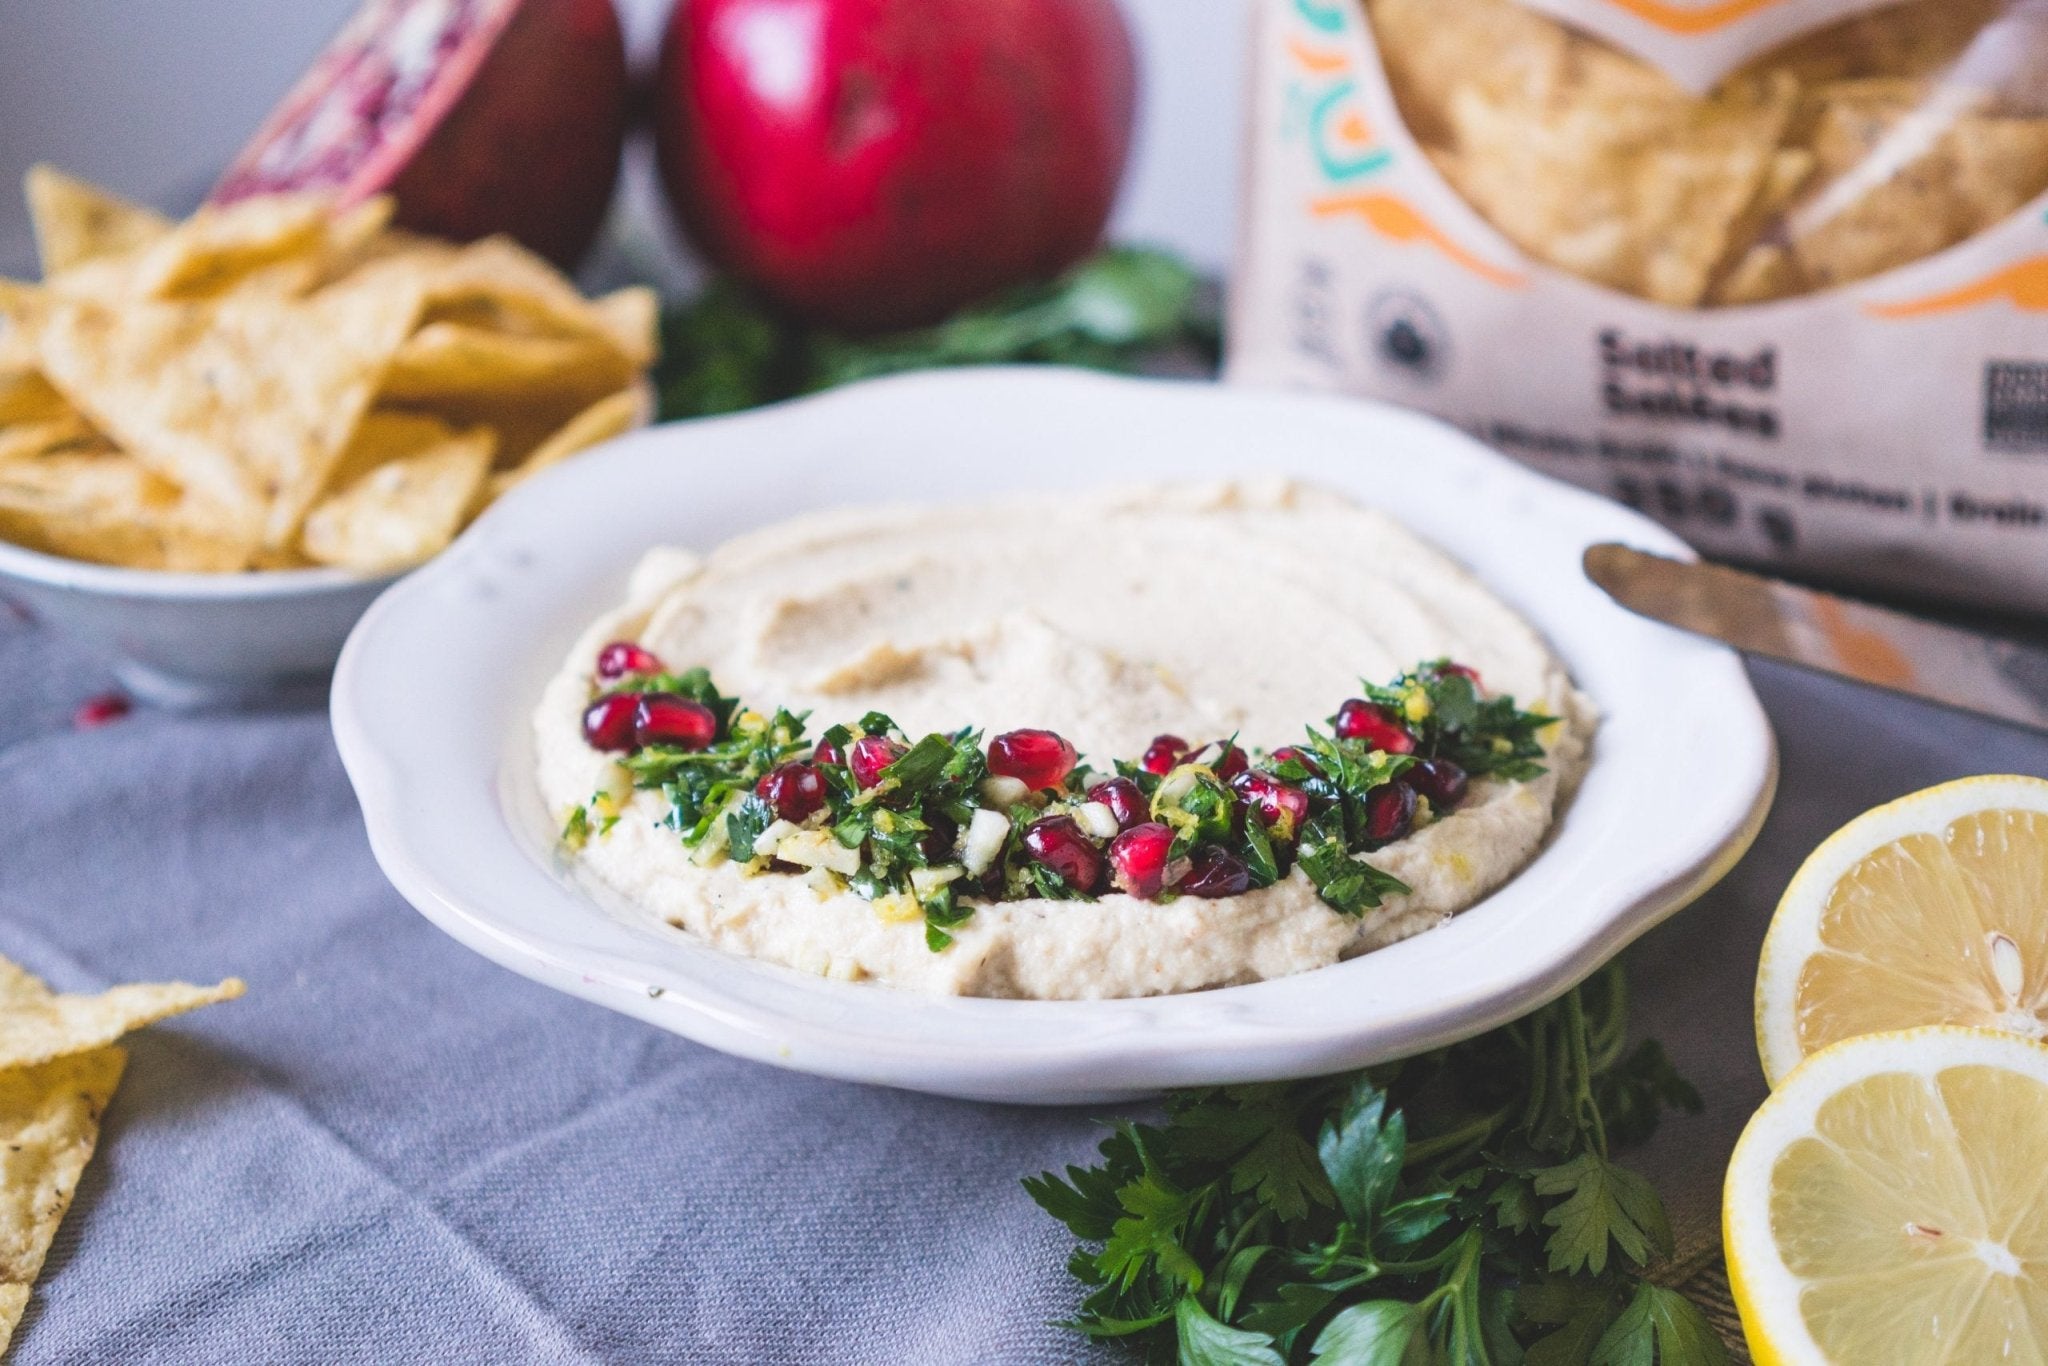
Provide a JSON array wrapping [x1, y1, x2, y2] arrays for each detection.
[[561, 644, 1552, 953]]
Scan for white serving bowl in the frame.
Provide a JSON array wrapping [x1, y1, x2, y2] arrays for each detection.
[[333, 369, 1777, 1104], [0, 540, 393, 707]]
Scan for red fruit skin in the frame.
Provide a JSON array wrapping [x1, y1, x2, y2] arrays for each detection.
[[1021, 815, 1105, 894], [1107, 822, 1175, 899], [595, 640, 664, 681], [390, 0, 627, 267], [581, 693, 640, 751], [757, 762, 828, 821], [634, 694, 720, 750], [1085, 777, 1148, 831], [73, 692, 132, 729], [1179, 847, 1251, 899], [1141, 735, 1189, 776], [654, 0, 1138, 331], [214, 0, 628, 270], [1334, 700, 1418, 754], [987, 728, 1079, 791], [1364, 783, 1417, 844], [849, 735, 907, 789]]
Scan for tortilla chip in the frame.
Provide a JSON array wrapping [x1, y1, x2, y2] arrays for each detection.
[[0, 959, 243, 1071], [382, 321, 635, 402], [484, 385, 645, 501], [594, 287, 661, 368], [300, 419, 494, 571], [421, 237, 656, 364], [0, 415, 101, 467], [23, 165, 171, 277], [34, 267, 424, 547], [1788, 85, 2048, 287], [129, 191, 333, 299], [1369, 0, 2048, 307], [1434, 68, 1799, 306], [0, 1047, 125, 1355], [0, 447, 256, 571]]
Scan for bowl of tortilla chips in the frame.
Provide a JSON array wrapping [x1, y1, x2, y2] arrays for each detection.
[[0, 168, 656, 703]]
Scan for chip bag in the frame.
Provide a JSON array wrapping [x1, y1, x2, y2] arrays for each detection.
[[1232, 0, 2048, 612]]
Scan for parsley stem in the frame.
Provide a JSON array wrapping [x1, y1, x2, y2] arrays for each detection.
[[1401, 1100, 1517, 1169]]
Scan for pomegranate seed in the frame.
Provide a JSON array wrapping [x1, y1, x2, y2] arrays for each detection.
[[581, 693, 640, 751], [1207, 743, 1250, 781], [1231, 771, 1311, 841], [1022, 815, 1105, 894], [813, 738, 845, 766], [1269, 745, 1323, 778], [1179, 846, 1251, 898], [1334, 700, 1417, 754], [1406, 758, 1469, 810], [634, 694, 719, 750], [987, 728, 1078, 791], [1141, 734, 1189, 776], [1437, 661, 1483, 689], [756, 762, 827, 821], [1086, 777, 1149, 831], [1108, 822, 1176, 899], [849, 735, 907, 789], [72, 692, 131, 729], [1364, 783, 1417, 843], [595, 640, 663, 681]]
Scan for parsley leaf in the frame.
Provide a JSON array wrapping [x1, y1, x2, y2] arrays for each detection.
[[1593, 1285, 1730, 1366], [1025, 962, 1724, 1366], [1308, 1300, 1428, 1365], [1534, 1152, 1674, 1276], [1316, 1078, 1405, 1227], [1179, 1297, 1288, 1366]]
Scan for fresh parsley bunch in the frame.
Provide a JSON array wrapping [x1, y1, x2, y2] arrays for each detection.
[[655, 246, 1217, 421], [1025, 962, 1724, 1365]]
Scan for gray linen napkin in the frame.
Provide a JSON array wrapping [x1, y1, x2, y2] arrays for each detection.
[[4, 606, 2043, 1363]]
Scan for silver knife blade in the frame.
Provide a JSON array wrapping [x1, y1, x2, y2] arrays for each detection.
[[1584, 543, 2048, 733]]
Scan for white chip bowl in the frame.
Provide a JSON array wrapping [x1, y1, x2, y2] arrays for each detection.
[[0, 542, 394, 707], [333, 369, 1777, 1104]]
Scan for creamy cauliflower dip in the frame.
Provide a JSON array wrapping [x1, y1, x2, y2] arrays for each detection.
[[535, 480, 1594, 999]]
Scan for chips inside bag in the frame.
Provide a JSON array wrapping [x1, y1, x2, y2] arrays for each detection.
[[1233, 0, 2048, 612]]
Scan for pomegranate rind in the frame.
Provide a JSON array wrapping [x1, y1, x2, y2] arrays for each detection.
[[212, 0, 628, 270]]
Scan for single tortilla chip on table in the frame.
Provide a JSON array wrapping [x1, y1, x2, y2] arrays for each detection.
[[0, 956, 242, 1352], [0, 1047, 125, 1355], [299, 413, 494, 572], [23, 165, 171, 276], [0, 958, 244, 1072]]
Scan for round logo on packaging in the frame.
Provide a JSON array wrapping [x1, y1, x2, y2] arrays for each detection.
[[1365, 290, 1448, 384]]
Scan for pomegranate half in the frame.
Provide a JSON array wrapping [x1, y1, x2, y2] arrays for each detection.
[[211, 0, 628, 270], [654, 0, 1139, 331]]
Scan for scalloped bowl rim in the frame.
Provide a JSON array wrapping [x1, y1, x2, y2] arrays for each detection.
[[331, 368, 1777, 1104]]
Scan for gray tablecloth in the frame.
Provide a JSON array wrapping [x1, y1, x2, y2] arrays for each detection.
[[3, 602, 2043, 1363]]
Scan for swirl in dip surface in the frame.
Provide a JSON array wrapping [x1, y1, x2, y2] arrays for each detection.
[[534, 479, 1595, 998]]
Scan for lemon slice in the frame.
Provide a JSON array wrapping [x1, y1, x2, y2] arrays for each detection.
[[1755, 774, 2048, 1087], [1725, 1027, 2048, 1365]]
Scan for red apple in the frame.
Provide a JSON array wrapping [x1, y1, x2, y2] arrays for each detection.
[[212, 0, 629, 271], [655, 0, 1139, 331]]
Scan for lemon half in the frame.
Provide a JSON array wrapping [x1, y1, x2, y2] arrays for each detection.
[[1755, 775, 2048, 1087], [1725, 1026, 2048, 1365]]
